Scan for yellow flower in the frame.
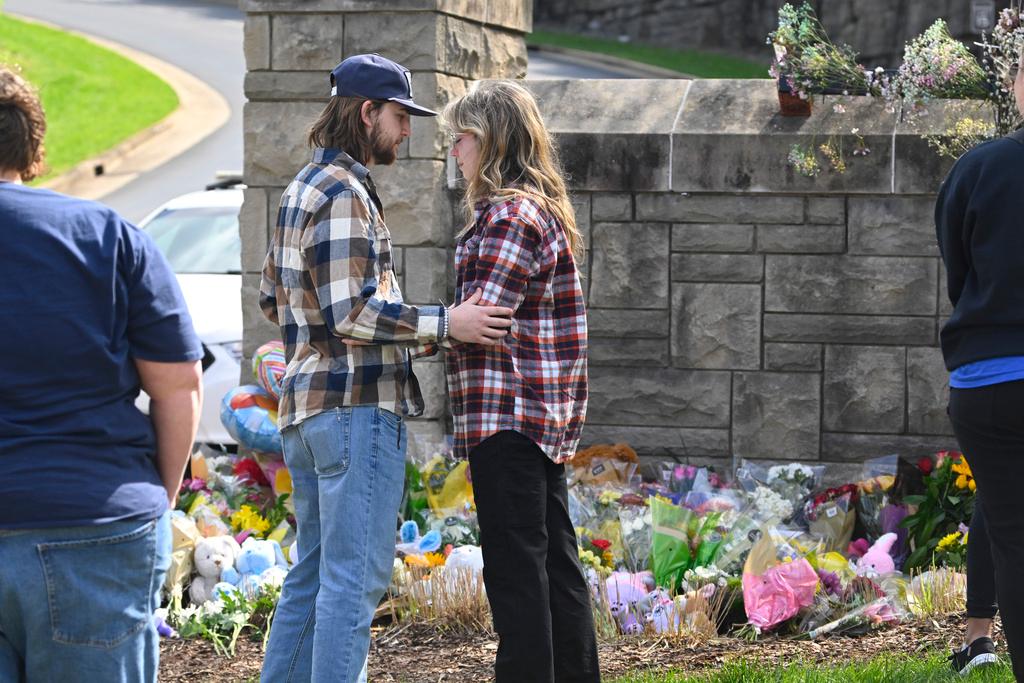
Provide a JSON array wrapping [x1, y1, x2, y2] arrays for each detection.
[[952, 456, 975, 491], [424, 552, 446, 567], [404, 554, 430, 568], [230, 504, 270, 534], [578, 548, 601, 570], [937, 531, 962, 551]]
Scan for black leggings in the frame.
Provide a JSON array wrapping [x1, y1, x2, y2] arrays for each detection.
[[966, 496, 997, 620], [949, 380, 1024, 680]]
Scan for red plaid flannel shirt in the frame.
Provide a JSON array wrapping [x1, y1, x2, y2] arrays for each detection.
[[445, 196, 588, 462]]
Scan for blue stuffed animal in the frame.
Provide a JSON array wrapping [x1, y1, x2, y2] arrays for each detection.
[[220, 537, 289, 599]]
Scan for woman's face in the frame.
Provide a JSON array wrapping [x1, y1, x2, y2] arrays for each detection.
[[450, 131, 481, 181]]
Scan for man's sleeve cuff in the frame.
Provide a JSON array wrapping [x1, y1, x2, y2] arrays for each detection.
[[415, 305, 446, 342]]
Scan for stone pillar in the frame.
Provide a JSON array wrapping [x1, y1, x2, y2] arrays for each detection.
[[240, 1, 531, 442]]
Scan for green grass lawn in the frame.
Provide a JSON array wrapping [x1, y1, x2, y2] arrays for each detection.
[[527, 29, 769, 79], [0, 11, 178, 180], [613, 652, 1013, 682]]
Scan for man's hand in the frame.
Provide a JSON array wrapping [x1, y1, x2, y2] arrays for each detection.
[[342, 289, 512, 347], [448, 289, 513, 345]]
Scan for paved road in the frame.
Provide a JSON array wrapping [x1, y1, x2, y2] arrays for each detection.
[[6, 0, 629, 221], [7, 0, 245, 223]]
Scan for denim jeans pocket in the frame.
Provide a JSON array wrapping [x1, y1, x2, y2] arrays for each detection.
[[38, 520, 158, 648], [376, 407, 405, 451], [304, 408, 352, 477]]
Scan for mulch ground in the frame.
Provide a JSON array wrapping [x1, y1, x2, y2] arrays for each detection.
[[158, 614, 993, 682]]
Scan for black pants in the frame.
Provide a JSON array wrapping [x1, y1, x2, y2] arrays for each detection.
[[950, 380, 1024, 680], [966, 494, 998, 620], [469, 430, 601, 683]]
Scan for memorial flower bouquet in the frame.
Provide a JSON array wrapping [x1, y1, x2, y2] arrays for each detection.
[[890, 19, 988, 114], [900, 451, 976, 571]]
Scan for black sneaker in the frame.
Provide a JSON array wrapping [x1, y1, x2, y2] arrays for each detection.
[[949, 637, 999, 675]]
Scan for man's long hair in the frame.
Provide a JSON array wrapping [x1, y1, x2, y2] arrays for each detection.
[[307, 96, 384, 165], [442, 81, 582, 262], [0, 68, 47, 181]]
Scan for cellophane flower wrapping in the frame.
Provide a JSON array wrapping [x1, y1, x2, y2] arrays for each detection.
[[619, 504, 653, 572], [806, 491, 856, 552], [650, 497, 724, 592], [741, 527, 819, 631]]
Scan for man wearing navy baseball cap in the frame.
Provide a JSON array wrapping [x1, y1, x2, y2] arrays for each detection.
[[259, 54, 513, 683]]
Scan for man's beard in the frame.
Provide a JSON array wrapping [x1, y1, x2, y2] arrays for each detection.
[[369, 124, 399, 166]]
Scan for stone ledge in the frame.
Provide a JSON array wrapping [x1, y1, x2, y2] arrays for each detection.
[[504, 78, 968, 195]]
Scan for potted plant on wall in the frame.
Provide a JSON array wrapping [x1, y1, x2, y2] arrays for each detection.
[[768, 2, 871, 116]]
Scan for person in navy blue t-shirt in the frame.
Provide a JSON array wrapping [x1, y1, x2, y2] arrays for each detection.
[[0, 67, 203, 682]]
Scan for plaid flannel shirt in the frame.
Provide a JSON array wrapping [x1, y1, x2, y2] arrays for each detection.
[[259, 148, 445, 429], [445, 195, 588, 462]]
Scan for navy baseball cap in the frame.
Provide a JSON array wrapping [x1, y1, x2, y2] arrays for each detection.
[[330, 54, 437, 117]]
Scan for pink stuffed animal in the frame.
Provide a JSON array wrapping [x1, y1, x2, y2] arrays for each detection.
[[855, 532, 897, 577]]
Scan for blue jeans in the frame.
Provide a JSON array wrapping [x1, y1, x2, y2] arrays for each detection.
[[262, 406, 406, 683], [0, 512, 171, 683]]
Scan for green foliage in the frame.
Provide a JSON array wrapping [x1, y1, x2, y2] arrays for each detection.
[[526, 30, 768, 79], [613, 651, 1013, 682], [170, 585, 281, 657], [0, 12, 178, 181], [900, 454, 975, 572]]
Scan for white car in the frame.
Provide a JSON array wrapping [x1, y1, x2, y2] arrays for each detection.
[[135, 179, 244, 446]]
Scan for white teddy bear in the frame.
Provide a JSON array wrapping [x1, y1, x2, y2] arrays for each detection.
[[189, 535, 241, 604]]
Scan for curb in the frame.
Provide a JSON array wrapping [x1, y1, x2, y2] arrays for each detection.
[[12, 13, 231, 201], [527, 43, 690, 79]]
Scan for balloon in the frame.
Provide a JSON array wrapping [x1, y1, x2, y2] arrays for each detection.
[[252, 340, 286, 399], [220, 385, 282, 454]]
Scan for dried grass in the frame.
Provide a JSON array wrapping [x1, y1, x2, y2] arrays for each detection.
[[388, 566, 492, 634], [906, 566, 966, 618]]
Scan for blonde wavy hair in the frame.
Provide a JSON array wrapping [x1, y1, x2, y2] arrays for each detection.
[[442, 81, 582, 261]]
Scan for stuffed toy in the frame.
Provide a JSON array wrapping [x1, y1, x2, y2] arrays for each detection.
[[604, 572, 655, 635], [395, 519, 442, 556], [570, 443, 639, 486], [221, 537, 289, 598], [855, 532, 897, 577], [445, 544, 483, 573], [189, 535, 241, 604], [647, 584, 717, 634]]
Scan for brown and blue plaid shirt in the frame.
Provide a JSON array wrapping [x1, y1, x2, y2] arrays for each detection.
[[259, 148, 445, 429], [445, 196, 588, 462]]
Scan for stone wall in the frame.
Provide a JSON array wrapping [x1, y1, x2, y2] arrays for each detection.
[[534, 0, 990, 70], [515, 77, 960, 480], [239, 0, 531, 447], [242, 5, 961, 478]]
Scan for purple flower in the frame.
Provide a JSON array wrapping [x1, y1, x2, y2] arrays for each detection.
[[817, 568, 842, 597]]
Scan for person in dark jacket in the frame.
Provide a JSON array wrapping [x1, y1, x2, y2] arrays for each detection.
[[935, 45, 1024, 681]]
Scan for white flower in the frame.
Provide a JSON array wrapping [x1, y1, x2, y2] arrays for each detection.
[[752, 485, 794, 521], [833, 103, 846, 113]]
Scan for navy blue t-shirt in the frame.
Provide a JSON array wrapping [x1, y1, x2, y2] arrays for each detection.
[[0, 184, 203, 529]]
